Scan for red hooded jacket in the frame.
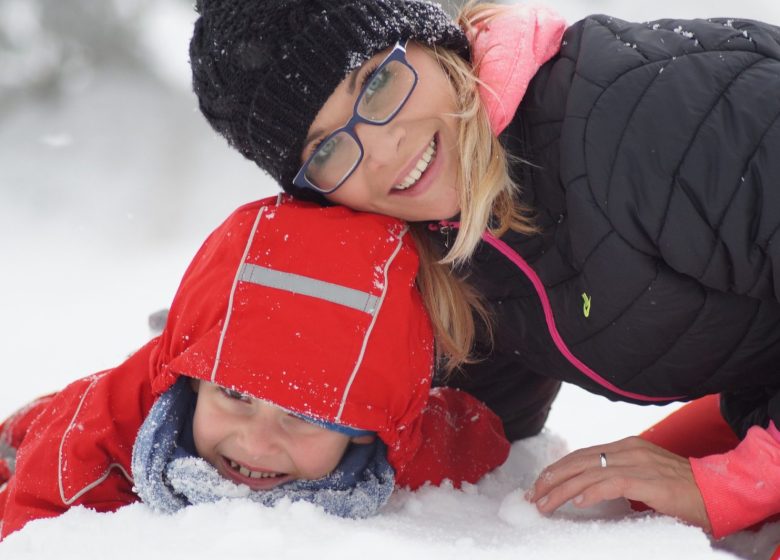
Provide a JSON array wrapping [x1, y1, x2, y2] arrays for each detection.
[[0, 196, 509, 538]]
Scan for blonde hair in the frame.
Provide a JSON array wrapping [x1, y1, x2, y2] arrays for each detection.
[[415, 1, 538, 375]]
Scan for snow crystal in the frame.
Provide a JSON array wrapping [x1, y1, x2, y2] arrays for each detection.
[[672, 26, 696, 40]]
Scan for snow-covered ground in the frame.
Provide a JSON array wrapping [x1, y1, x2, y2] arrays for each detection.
[[1, 1, 779, 558]]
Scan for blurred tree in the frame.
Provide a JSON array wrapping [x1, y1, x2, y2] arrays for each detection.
[[0, 0, 153, 110]]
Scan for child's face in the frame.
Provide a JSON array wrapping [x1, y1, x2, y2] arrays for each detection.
[[192, 381, 370, 490], [302, 42, 461, 222]]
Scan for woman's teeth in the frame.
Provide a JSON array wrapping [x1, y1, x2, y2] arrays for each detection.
[[394, 138, 437, 190], [228, 459, 282, 479]]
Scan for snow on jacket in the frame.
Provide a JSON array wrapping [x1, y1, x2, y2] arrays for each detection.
[[0, 196, 509, 539], [436, 14, 780, 535]]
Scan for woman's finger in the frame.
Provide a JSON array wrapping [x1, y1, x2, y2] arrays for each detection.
[[526, 441, 712, 532], [534, 465, 617, 513], [528, 437, 669, 503], [532, 457, 663, 514]]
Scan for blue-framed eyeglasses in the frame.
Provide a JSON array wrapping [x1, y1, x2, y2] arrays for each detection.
[[293, 40, 418, 194]]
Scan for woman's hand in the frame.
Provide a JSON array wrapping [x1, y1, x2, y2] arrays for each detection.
[[526, 436, 712, 532]]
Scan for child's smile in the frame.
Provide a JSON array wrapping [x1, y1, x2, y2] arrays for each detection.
[[221, 456, 293, 491]]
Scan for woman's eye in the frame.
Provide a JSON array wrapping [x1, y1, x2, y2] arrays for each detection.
[[310, 136, 340, 167], [219, 387, 252, 403], [362, 66, 392, 104]]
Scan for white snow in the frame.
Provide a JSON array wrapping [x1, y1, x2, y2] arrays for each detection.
[[1, 1, 779, 558]]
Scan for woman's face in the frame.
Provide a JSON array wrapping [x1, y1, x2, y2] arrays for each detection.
[[301, 42, 461, 222]]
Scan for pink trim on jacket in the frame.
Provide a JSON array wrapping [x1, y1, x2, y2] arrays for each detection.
[[477, 229, 682, 402], [691, 423, 780, 539], [468, 3, 566, 135], [464, 7, 678, 402]]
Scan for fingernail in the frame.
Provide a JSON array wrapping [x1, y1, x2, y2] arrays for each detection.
[[524, 488, 535, 501], [537, 496, 548, 508], [573, 495, 583, 505]]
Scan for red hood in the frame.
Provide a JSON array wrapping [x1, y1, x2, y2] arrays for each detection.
[[148, 195, 434, 475]]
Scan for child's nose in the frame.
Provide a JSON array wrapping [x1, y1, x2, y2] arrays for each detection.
[[240, 404, 284, 456]]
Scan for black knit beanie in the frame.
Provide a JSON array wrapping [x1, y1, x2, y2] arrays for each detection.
[[190, 0, 469, 202]]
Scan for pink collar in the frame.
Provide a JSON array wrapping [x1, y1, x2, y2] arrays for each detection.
[[467, 3, 566, 134]]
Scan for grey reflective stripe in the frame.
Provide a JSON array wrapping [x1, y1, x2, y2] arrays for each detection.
[[0, 440, 16, 475], [240, 263, 380, 314]]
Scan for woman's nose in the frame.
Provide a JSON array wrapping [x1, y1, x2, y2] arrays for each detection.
[[356, 120, 405, 168]]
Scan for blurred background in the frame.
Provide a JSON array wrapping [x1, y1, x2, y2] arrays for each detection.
[[1, 0, 777, 446]]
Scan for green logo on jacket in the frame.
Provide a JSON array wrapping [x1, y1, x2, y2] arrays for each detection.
[[582, 293, 592, 318]]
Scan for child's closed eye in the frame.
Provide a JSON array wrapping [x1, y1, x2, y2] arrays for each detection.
[[218, 386, 253, 403], [284, 413, 326, 433]]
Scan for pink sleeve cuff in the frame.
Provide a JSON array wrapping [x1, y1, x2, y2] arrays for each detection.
[[690, 423, 780, 539]]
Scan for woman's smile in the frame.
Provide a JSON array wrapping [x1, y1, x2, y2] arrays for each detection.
[[389, 134, 442, 197]]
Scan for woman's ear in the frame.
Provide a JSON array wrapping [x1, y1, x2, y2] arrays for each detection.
[[350, 434, 376, 445]]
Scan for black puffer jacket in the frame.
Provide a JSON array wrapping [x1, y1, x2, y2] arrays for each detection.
[[438, 15, 780, 441]]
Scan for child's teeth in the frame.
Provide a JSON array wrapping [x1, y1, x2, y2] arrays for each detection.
[[230, 459, 281, 479], [249, 470, 280, 479]]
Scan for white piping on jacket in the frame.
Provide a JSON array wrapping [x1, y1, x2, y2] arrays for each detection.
[[210, 205, 266, 383], [336, 226, 409, 421], [58, 374, 133, 506]]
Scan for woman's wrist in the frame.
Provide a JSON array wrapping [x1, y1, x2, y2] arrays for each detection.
[[690, 423, 780, 538]]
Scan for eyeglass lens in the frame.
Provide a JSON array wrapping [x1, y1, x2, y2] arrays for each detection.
[[304, 60, 415, 192]]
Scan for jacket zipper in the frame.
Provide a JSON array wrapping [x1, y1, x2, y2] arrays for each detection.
[[435, 221, 682, 403]]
